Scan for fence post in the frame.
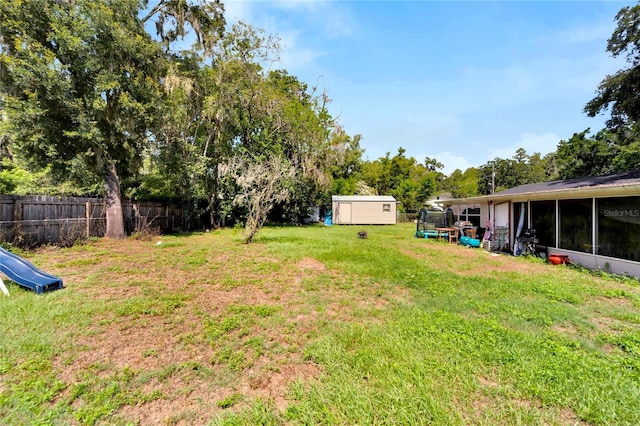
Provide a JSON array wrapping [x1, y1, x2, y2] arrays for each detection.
[[13, 198, 22, 241], [13, 199, 21, 221], [86, 201, 90, 238]]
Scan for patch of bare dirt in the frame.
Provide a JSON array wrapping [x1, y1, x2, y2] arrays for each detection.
[[551, 323, 579, 336], [46, 236, 383, 424], [472, 375, 588, 425], [590, 315, 624, 334], [298, 257, 326, 272], [477, 375, 501, 389]]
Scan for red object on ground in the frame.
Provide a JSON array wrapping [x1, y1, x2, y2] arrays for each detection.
[[548, 254, 570, 265]]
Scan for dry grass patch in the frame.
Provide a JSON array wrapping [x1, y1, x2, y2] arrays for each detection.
[[4, 224, 639, 425], [36, 233, 393, 423], [402, 242, 548, 278]]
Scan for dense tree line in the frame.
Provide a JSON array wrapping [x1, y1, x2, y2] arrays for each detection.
[[0, 0, 353, 241], [2, 1, 640, 241]]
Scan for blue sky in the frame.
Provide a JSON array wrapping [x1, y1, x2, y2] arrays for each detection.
[[223, 0, 632, 174]]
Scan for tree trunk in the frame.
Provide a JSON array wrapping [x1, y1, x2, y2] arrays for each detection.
[[105, 162, 126, 239]]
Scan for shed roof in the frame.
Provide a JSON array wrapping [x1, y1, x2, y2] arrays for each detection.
[[448, 169, 640, 204], [332, 195, 398, 203]]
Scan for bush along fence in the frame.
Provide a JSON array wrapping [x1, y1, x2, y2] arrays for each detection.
[[0, 195, 184, 247]]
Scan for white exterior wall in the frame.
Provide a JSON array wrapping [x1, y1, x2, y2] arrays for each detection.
[[548, 248, 640, 278]]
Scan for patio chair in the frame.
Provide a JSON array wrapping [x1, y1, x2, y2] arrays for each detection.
[[448, 228, 460, 244]]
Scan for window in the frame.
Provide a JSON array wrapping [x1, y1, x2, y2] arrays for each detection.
[[459, 204, 481, 226], [383, 203, 391, 213], [597, 197, 640, 260], [559, 199, 592, 252]]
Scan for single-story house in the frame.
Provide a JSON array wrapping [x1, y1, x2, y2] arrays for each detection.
[[445, 169, 640, 278], [332, 195, 399, 225]]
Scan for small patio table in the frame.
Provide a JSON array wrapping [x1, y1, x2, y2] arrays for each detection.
[[436, 227, 459, 244]]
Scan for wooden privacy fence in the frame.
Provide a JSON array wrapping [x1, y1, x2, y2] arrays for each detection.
[[0, 195, 184, 247]]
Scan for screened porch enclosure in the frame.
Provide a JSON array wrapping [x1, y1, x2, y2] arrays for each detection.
[[527, 196, 640, 262], [446, 170, 640, 277]]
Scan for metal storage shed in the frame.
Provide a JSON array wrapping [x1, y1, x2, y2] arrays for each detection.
[[331, 195, 398, 225]]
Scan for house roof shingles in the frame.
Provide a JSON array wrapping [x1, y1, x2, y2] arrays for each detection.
[[448, 169, 640, 204], [495, 169, 640, 196]]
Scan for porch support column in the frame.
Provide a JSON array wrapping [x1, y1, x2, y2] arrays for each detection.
[[591, 198, 597, 255], [555, 200, 559, 249]]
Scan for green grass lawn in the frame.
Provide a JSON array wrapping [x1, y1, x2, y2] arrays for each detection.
[[1, 223, 639, 425]]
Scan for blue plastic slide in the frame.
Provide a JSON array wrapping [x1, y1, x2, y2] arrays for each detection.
[[0, 247, 63, 294]]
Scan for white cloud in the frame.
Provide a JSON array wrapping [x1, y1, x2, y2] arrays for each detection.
[[429, 152, 471, 175], [272, 0, 325, 11], [544, 20, 614, 45], [321, 5, 357, 39], [271, 0, 357, 38], [419, 133, 559, 175], [226, 0, 356, 39], [565, 23, 612, 44], [346, 111, 463, 159], [489, 132, 561, 161], [223, 1, 254, 23], [276, 30, 326, 72], [389, 115, 462, 143], [222, 1, 354, 76], [450, 58, 594, 114]]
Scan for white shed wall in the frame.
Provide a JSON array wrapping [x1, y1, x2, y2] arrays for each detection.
[[332, 201, 396, 224], [332, 202, 352, 224]]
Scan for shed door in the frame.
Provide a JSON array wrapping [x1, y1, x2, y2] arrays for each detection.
[[338, 203, 352, 224]]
